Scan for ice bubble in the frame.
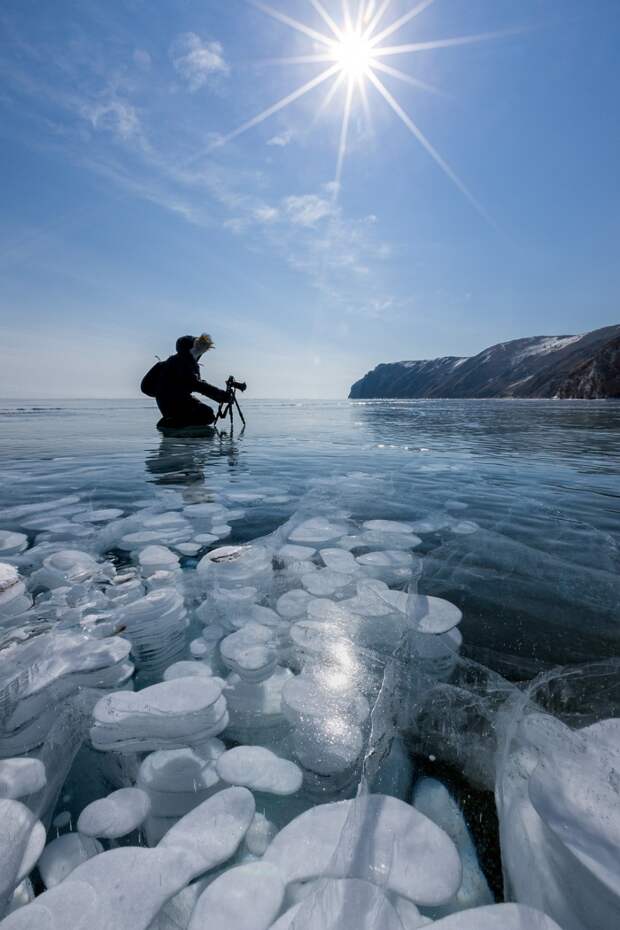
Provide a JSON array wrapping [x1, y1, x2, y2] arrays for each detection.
[[198, 586, 258, 628], [0, 532, 28, 557], [243, 813, 278, 857], [0, 563, 20, 594], [268, 879, 404, 930], [194, 533, 219, 546], [276, 589, 315, 620], [225, 492, 265, 503], [72, 509, 124, 524], [340, 579, 395, 617], [148, 882, 206, 930], [0, 496, 81, 522], [175, 543, 202, 556], [119, 531, 163, 551], [264, 794, 462, 906], [363, 519, 416, 534], [355, 550, 417, 584], [119, 588, 187, 675], [138, 545, 180, 576], [158, 786, 255, 879], [391, 895, 431, 929], [217, 746, 303, 796], [0, 800, 46, 914], [0, 880, 100, 930], [220, 624, 278, 682], [163, 661, 215, 681], [33, 550, 103, 589], [189, 862, 285, 930], [288, 518, 349, 546], [291, 717, 364, 777], [90, 677, 227, 752], [429, 904, 563, 929], [37, 834, 103, 888], [198, 545, 273, 588], [68, 847, 196, 929], [0, 758, 47, 799], [0, 632, 132, 753], [450, 521, 479, 536], [318, 548, 359, 574], [212, 524, 232, 538], [390, 592, 463, 635], [77, 787, 151, 839], [138, 742, 224, 819], [224, 667, 294, 742], [301, 570, 353, 597], [282, 674, 369, 727], [413, 778, 493, 916], [277, 544, 316, 564], [6, 878, 35, 916]]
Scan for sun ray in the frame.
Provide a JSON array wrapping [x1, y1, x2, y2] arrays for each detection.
[[313, 70, 347, 125], [308, 0, 344, 41], [369, 0, 436, 48], [374, 28, 524, 57], [363, 0, 393, 39], [213, 64, 341, 148], [341, 0, 353, 31], [259, 54, 338, 66], [249, 1, 335, 49], [357, 69, 373, 132], [367, 69, 492, 223], [335, 77, 355, 193], [371, 59, 447, 97]]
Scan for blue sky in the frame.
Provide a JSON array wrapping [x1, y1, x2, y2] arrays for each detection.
[[1, 0, 618, 398]]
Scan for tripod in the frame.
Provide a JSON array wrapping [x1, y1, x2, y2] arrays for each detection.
[[215, 376, 246, 432]]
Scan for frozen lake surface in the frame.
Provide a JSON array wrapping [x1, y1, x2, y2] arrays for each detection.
[[0, 398, 619, 929]]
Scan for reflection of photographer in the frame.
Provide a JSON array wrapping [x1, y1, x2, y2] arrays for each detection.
[[141, 334, 242, 431]]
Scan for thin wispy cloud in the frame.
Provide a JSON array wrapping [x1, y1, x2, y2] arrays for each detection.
[[170, 33, 230, 91], [267, 130, 293, 147]]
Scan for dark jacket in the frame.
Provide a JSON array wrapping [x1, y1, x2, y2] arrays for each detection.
[[155, 338, 228, 419]]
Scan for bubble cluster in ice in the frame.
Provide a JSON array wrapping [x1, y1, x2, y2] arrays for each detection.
[[0, 485, 607, 929]]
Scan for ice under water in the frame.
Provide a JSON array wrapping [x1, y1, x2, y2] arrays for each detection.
[[0, 397, 619, 929]]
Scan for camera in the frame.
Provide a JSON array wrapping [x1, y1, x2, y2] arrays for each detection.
[[226, 376, 247, 393]]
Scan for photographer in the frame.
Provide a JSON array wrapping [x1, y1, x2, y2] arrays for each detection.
[[142, 334, 230, 430]]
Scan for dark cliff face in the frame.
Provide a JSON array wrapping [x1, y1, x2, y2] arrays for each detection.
[[555, 334, 620, 399], [349, 325, 620, 399]]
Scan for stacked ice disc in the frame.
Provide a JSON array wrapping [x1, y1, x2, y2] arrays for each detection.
[[282, 668, 370, 786], [30, 549, 113, 591], [137, 738, 225, 844], [196, 586, 258, 631], [119, 588, 187, 677], [0, 564, 32, 628], [90, 677, 228, 752], [0, 632, 133, 757], [138, 546, 180, 578], [118, 510, 194, 554], [0, 532, 28, 559], [224, 667, 294, 745], [105, 571, 145, 609], [220, 623, 278, 683], [197, 544, 273, 592]]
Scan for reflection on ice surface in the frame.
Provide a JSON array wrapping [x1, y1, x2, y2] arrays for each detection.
[[0, 417, 619, 929]]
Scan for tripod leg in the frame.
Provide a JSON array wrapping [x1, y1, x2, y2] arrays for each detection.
[[234, 396, 246, 428]]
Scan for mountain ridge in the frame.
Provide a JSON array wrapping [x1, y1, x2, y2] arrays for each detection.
[[349, 325, 620, 400]]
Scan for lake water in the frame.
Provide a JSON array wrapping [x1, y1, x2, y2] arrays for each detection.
[[1, 397, 619, 924], [2, 397, 619, 673]]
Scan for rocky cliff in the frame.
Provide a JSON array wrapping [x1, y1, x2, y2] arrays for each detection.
[[349, 325, 620, 399]]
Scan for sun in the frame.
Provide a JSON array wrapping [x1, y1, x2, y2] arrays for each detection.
[[333, 29, 373, 79], [212, 1, 516, 219]]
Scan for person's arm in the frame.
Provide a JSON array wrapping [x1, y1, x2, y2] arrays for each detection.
[[195, 379, 230, 405]]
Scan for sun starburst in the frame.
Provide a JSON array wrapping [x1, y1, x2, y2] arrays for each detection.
[[216, 1, 519, 219]]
